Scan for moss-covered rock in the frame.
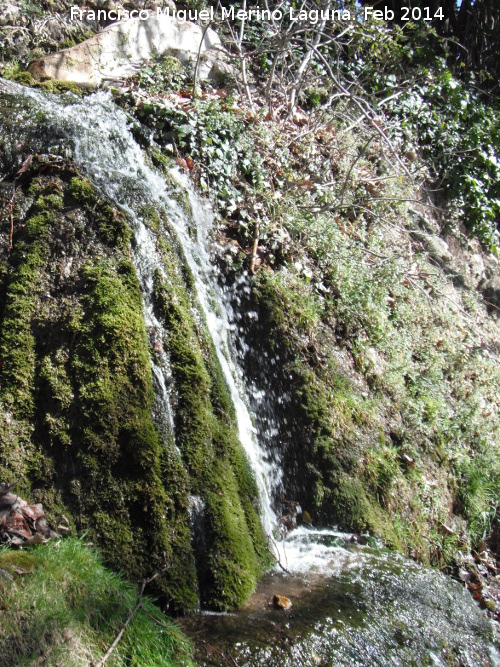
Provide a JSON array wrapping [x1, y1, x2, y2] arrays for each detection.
[[0, 166, 200, 611], [149, 204, 271, 609], [0, 159, 271, 613]]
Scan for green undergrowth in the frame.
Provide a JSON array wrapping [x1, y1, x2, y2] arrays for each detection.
[[133, 90, 499, 567], [245, 190, 499, 565], [0, 538, 195, 667], [124, 66, 500, 567]]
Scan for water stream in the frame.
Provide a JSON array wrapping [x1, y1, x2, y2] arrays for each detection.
[[182, 534, 500, 666], [1, 80, 498, 665]]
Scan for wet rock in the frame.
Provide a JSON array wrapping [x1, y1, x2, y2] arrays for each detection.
[[30, 13, 226, 86], [272, 594, 292, 610]]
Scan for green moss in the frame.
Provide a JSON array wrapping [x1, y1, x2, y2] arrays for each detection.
[[248, 270, 405, 548], [149, 208, 271, 609], [203, 459, 260, 609], [0, 169, 199, 611], [12, 71, 34, 86], [35, 80, 92, 96], [68, 176, 94, 204], [0, 159, 272, 612], [65, 259, 197, 608], [96, 203, 132, 250], [0, 194, 54, 493]]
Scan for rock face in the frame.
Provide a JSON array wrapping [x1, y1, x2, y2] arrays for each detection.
[[30, 13, 224, 85]]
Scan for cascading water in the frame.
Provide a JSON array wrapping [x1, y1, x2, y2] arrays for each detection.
[[0, 78, 276, 535], [1, 79, 498, 665], [159, 168, 279, 538]]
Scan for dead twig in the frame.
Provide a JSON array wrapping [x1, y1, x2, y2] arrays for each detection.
[[266, 536, 291, 574], [96, 571, 163, 667], [249, 219, 260, 274], [193, 21, 211, 98]]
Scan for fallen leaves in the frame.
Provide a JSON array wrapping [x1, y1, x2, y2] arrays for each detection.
[[0, 484, 59, 548]]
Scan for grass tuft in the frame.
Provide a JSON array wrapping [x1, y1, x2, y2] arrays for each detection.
[[0, 538, 195, 667]]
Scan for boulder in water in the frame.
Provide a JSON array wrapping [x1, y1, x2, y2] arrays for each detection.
[[29, 13, 225, 86]]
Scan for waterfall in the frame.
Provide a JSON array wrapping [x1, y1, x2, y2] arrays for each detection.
[[161, 169, 279, 537], [0, 80, 277, 538], [1, 80, 498, 666]]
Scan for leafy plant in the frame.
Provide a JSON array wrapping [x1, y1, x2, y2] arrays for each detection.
[[387, 69, 500, 249], [136, 56, 189, 95]]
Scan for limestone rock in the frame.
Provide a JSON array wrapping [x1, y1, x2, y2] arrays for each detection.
[[30, 13, 225, 86], [0, 3, 24, 27]]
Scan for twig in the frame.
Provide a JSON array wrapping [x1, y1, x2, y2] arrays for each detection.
[[266, 536, 291, 574], [193, 22, 211, 98], [96, 598, 141, 666], [96, 571, 162, 667], [224, 0, 254, 109], [288, 4, 330, 115], [0, 480, 18, 495], [309, 44, 414, 181], [339, 134, 375, 207], [249, 219, 260, 273]]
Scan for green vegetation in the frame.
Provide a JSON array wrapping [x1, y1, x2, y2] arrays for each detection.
[[388, 71, 500, 248], [0, 538, 194, 667], [34, 79, 92, 96], [247, 203, 499, 563], [0, 157, 271, 613], [0, 0, 499, 638], [136, 56, 189, 95], [120, 3, 500, 568], [0, 169, 200, 610]]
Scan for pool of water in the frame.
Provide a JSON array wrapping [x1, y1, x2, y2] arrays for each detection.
[[181, 532, 499, 667]]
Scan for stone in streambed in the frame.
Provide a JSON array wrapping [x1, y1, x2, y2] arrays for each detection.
[[272, 594, 292, 610]]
